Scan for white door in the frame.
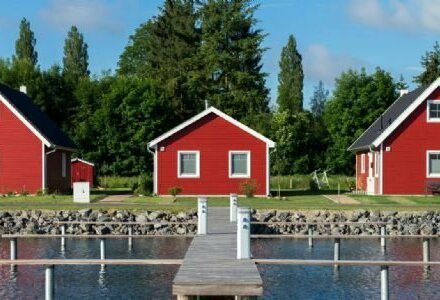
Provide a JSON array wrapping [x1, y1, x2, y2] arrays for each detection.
[[367, 153, 375, 195]]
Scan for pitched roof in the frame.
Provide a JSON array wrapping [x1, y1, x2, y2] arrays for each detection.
[[0, 83, 77, 151], [71, 158, 95, 166], [148, 106, 276, 148], [348, 80, 438, 151]]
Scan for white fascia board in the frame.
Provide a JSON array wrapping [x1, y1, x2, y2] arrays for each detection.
[[148, 106, 276, 148], [71, 158, 95, 166], [372, 78, 440, 148], [0, 93, 52, 147]]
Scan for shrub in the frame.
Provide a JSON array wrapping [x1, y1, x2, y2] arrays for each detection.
[[168, 186, 183, 198], [309, 179, 319, 192], [134, 174, 153, 195], [240, 179, 258, 198], [98, 176, 138, 189]]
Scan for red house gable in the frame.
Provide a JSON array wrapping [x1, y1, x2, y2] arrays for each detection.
[[349, 78, 440, 195], [149, 107, 275, 196]]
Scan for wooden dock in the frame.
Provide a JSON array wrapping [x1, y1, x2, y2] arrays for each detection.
[[172, 207, 262, 297]]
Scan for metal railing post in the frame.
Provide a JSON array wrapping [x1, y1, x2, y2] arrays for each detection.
[[45, 265, 54, 300], [61, 225, 66, 251], [128, 226, 133, 250], [380, 226, 386, 249], [237, 207, 251, 259], [381, 266, 389, 300], [334, 238, 340, 269], [308, 226, 314, 248], [100, 238, 106, 270], [423, 238, 430, 263], [197, 197, 208, 235]]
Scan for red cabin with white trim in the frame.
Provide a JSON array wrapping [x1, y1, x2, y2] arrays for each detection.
[[0, 83, 76, 194], [71, 158, 95, 187], [148, 107, 275, 196], [349, 78, 440, 195]]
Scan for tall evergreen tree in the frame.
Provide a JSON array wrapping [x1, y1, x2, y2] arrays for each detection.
[[63, 26, 89, 80], [277, 35, 303, 112], [414, 41, 440, 86], [15, 18, 38, 66], [199, 0, 269, 119], [310, 81, 329, 118]]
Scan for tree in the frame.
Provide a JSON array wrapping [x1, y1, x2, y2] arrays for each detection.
[[414, 41, 440, 86], [15, 18, 38, 66], [199, 0, 269, 119], [324, 68, 398, 174], [63, 26, 89, 80], [277, 35, 303, 112], [310, 81, 329, 118]]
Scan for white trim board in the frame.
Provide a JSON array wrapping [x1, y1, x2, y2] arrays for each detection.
[[148, 106, 276, 148], [71, 158, 95, 166], [372, 78, 440, 148]]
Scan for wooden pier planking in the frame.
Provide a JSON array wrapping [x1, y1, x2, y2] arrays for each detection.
[[172, 207, 262, 296]]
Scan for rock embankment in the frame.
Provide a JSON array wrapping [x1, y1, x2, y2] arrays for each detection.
[[252, 210, 439, 235], [0, 209, 197, 235], [0, 209, 438, 236]]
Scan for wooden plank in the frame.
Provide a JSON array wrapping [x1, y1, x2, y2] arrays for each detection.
[[0, 259, 183, 265], [2, 234, 195, 239], [251, 234, 439, 239], [172, 207, 262, 296], [253, 259, 440, 267]]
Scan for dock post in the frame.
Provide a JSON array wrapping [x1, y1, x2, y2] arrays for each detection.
[[197, 197, 208, 235], [423, 238, 430, 263], [100, 238, 106, 270], [237, 207, 251, 259], [61, 225, 66, 251], [230, 193, 238, 222], [45, 265, 54, 300], [380, 226, 386, 249], [380, 266, 389, 300], [334, 238, 340, 269], [10, 237, 17, 261], [308, 226, 313, 248], [128, 226, 133, 250]]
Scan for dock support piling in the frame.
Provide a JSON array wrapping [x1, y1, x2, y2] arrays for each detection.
[[380, 226, 386, 249], [197, 197, 208, 235], [237, 207, 251, 259], [10, 238, 17, 261], [61, 225, 66, 251], [423, 238, 430, 263], [380, 266, 389, 300], [230, 193, 238, 222], [308, 227, 313, 248], [334, 238, 340, 269], [100, 238, 106, 270], [128, 226, 133, 250], [45, 265, 54, 300]]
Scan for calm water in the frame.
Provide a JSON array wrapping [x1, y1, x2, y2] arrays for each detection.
[[0, 238, 439, 299]]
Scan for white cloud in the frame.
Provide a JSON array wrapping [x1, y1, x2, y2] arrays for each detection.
[[303, 44, 367, 85], [39, 0, 122, 33], [348, 0, 440, 33]]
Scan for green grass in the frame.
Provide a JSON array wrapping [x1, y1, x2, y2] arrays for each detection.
[[270, 174, 355, 191]]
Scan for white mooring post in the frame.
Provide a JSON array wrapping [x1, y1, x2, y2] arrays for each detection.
[[237, 207, 251, 259], [128, 226, 133, 250], [197, 197, 208, 235], [423, 238, 430, 263], [10, 238, 17, 261], [334, 238, 340, 269], [381, 266, 389, 300], [230, 193, 238, 222], [61, 225, 66, 251], [380, 226, 386, 249], [100, 238, 106, 270], [308, 226, 314, 248], [45, 265, 54, 300]]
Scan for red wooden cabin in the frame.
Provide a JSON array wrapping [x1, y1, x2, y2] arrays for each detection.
[[71, 158, 95, 187], [148, 107, 275, 196], [349, 78, 440, 195], [0, 83, 77, 194]]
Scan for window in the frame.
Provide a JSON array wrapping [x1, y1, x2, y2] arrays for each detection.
[[61, 153, 66, 178], [361, 154, 365, 174], [427, 100, 440, 122], [178, 151, 200, 178], [427, 151, 440, 177], [229, 151, 250, 178]]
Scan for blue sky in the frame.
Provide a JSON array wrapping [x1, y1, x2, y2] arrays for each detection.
[[1, 0, 440, 107]]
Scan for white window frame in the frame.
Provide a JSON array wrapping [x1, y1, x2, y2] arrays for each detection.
[[177, 151, 200, 178], [427, 100, 440, 123], [229, 150, 251, 178], [427, 150, 440, 178], [361, 154, 366, 174], [61, 152, 67, 178]]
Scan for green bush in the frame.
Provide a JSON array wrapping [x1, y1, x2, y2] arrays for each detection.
[[133, 175, 153, 195], [309, 179, 319, 192], [168, 186, 183, 198], [240, 179, 258, 198], [98, 176, 138, 189]]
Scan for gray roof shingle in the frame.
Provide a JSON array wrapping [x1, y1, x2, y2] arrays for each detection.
[[348, 86, 427, 151]]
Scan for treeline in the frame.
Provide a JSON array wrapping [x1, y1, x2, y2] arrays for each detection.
[[0, 0, 438, 177]]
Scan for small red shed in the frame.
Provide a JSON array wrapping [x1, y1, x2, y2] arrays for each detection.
[[148, 107, 275, 197], [71, 158, 95, 187], [349, 78, 440, 195]]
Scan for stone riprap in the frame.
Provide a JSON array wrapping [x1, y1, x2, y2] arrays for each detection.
[[0, 209, 438, 236]]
